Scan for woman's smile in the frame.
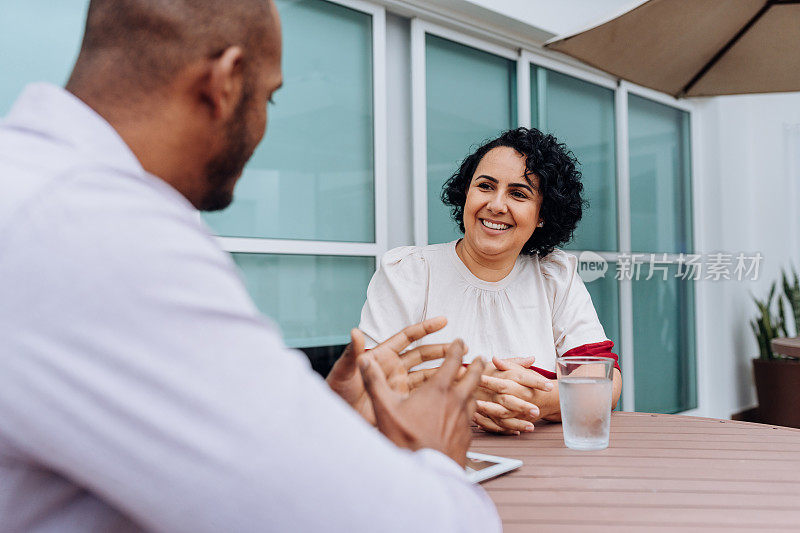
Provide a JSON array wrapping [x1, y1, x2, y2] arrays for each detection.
[[480, 218, 512, 231]]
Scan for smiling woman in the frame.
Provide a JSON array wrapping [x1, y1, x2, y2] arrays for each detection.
[[359, 127, 622, 434], [457, 146, 543, 280]]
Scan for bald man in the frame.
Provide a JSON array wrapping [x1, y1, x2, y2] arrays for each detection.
[[0, 1, 500, 531]]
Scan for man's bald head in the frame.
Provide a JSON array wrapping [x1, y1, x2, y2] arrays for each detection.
[[69, 0, 277, 99], [65, 0, 283, 212]]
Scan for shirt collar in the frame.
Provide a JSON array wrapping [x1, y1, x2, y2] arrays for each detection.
[[2, 83, 145, 176]]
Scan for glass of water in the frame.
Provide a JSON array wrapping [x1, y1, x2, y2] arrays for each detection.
[[556, 356, 614, 451]]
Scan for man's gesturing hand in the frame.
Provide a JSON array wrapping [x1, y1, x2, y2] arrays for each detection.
[[326, 317, 449, 424], [359, 339, 484, 467]]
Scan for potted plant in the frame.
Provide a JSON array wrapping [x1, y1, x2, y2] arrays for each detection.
[[783, 267, 800, 332], [751, 267, 800, 428]]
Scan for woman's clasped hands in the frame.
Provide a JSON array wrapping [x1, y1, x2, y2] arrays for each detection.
[[475, 357, 557, 435], [328, 313, 558, 439], [408, 355, 557, 436]]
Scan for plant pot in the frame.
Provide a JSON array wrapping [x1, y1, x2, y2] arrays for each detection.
[[752, 358, 800, 428]]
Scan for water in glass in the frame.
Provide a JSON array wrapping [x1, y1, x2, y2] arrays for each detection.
[[559, 376, 612, 451]]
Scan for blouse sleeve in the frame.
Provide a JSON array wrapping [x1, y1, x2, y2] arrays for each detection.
[[358, 246, 429, 349], [541, 250, 620, 371]]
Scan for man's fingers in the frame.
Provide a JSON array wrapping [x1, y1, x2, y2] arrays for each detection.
[[408, 368, 437, 389], [434, 339, 467, 386], [350, 329, 365, 357], [333, 331, 362, 374], [455, 358, 484, 398], [359, 354, 394, 408], [335, 329, 367, 375], [473, 412, 519, 436], [337, 343, 355, 371], [379, 317, 448, 355], [400, 343, 449, 371]]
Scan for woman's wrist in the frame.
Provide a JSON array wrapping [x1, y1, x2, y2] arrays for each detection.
[[537, 381, 561, 420]]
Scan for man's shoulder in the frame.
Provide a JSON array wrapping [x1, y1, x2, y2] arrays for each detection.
[[0, 131, 252, 321], [0, 129, 193, 241], [0, 140, 224, 307], [0, 127, 84, 226]]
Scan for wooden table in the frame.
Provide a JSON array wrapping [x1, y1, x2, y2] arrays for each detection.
[[471, 412, 800, 532], [772, 336, 800, 358]]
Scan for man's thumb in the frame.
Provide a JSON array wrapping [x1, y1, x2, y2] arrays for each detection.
[[359, 354, 389, 399], [350, 328, 365, 356]]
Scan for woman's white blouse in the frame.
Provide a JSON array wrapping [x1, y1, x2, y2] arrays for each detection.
[[359, 240, 609, 373]]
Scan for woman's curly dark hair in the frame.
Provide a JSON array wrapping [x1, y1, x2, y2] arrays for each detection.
[[441, 127, 585, 257]]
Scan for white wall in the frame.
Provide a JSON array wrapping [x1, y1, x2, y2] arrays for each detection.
[[694, 93, 800, 418]]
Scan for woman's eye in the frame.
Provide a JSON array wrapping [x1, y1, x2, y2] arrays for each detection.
[[511, 190, 528, 199], [477, 182, 492, 190]]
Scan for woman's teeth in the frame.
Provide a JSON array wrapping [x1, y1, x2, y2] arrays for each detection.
[[481, 219, 510, 230]]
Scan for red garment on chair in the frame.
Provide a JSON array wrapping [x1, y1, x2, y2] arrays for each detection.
[[529, 340, 620, 379]]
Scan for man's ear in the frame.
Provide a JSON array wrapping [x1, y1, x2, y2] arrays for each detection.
[[201, 46, 244, 121]]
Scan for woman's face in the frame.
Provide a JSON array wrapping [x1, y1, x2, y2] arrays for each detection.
[[462, 146, 543, 260]]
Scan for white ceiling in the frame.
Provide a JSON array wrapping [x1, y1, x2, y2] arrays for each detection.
[[463, 0, 644, 36]]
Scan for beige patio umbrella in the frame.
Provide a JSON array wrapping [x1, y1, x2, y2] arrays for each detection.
[[544, 0, 800, 97]]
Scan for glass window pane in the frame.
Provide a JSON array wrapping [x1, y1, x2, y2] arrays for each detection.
[[426, 35, 516, 244], [629, 95, 693, 253], [583, 262, 620, 349], [533, 67, 617, 252], [632, 262, 697, 413], [232, 254, 374, 348], [0, 1, 89, 115], [580, 258, 622, 409], [205, 0, 375, 242]]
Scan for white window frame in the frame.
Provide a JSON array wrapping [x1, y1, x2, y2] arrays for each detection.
[[411, 17, 703, 415], [410, 18, 518, 247], [216, 0, 388, 264], [618, 80, 700, 414]]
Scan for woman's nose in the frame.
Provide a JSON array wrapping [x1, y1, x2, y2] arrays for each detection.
[[487, 192, 508, 213]]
